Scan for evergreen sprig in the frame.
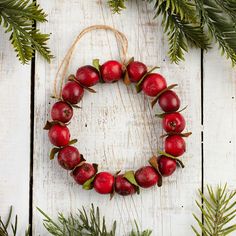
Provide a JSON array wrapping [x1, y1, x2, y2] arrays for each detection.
[[0, 0, 53, 64], [0, 206, 30, 236], [195, 0, 236, 65], [192, 184, 236, 236], [38, 204, 152, 236], [154, 0, 209, 63], [108, 0, 236, 65], [1, 185, 236, 235], [108, 0, 127, 13]]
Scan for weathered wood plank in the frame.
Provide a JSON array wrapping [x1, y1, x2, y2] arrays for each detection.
[[33, 1, 202, 235], [0, 29, 31, 234], [203, 49, 236, 189]]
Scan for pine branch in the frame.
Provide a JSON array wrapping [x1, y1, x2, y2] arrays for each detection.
[[192, 184, 236, 236], [195, 0, 236, 66], [0, 206, 30, 236], [38, 204, 152, 236], [108, 0, 236, 65], [152, 0, 209, 63], [0, 0, 53, 64], [108, 0, 127, 13]]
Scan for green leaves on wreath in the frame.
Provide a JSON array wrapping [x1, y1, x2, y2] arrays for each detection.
[[82, 164, 98, 190], [124, 170, 140, 194], [151, 84, 178, 108], [158, 150, 184, 168], [123, 57, 134, 85], [192, 184, 236, 236], [49, 139, 78, 160], [149, 156, 162, 187], [0, 0, 53, 64], [136, 66, 159, 93]]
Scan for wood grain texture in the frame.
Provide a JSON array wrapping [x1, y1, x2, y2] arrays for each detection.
[[0, 28, 31, 234], [203, 48, 236, 190], [33, 1, 202, 235]]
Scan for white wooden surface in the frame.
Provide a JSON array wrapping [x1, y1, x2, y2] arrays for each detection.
[[0, 1, 236, 236], [0, 28, 31, 234], [204, 49, 236, 189]]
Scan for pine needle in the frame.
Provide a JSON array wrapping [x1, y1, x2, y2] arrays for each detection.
[[192, 184, 236, 236]]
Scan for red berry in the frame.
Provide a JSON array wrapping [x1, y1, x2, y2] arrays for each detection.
[[100, 60, 123, 83], [48, 124, 70, 147], [158, 156, 177, 176], [58, 146, 81, 170], [76, 65, 99, 87], [94, 172, 114, 194], [127, 61, 147, 82], [142, 73, 167, 97], [165, 135, 186, 157], [51, 101, 73, 123], [115, 174, 136, 196], [72, 163, 96, 185], [135, 166, 159, 188], [162, 112, 186, 133], [62, 81, 84, 104], [158, 90, 180, 112]]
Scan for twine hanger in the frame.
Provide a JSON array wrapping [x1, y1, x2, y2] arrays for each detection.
[[53, 25, 129, 99]]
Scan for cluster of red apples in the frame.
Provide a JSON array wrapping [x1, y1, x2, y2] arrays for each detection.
[[44, 59, 190, 196]]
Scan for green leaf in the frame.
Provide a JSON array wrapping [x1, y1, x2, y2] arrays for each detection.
[[160, 132, 192, 138], [92, 58, 100, 71], [123, 57, 134, 85], [155, 105, 187, 118], [49, 147, 60, 160], [124, 170, 140, 193], [82, 176, 96, 190], [158, 150, 184, 168], [135, 66, 159, 93], [148, 156, 162, 186], [151, 84, 178, 108], [123, 171, 139, 187], [43, 120, 66, 130], [68, 139, 78, 145], [92, 58, 105, 84]]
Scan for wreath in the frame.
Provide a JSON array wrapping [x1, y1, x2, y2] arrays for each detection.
[[44, 25, 191, 197]]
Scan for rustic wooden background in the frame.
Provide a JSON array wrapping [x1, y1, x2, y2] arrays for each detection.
[[0, 1, 236, 235]]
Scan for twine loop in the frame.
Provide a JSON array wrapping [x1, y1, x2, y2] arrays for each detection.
[[53, 25, 128, 99]]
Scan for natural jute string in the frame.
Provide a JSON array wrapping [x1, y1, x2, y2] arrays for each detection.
[[53, 25, 129, 99]]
